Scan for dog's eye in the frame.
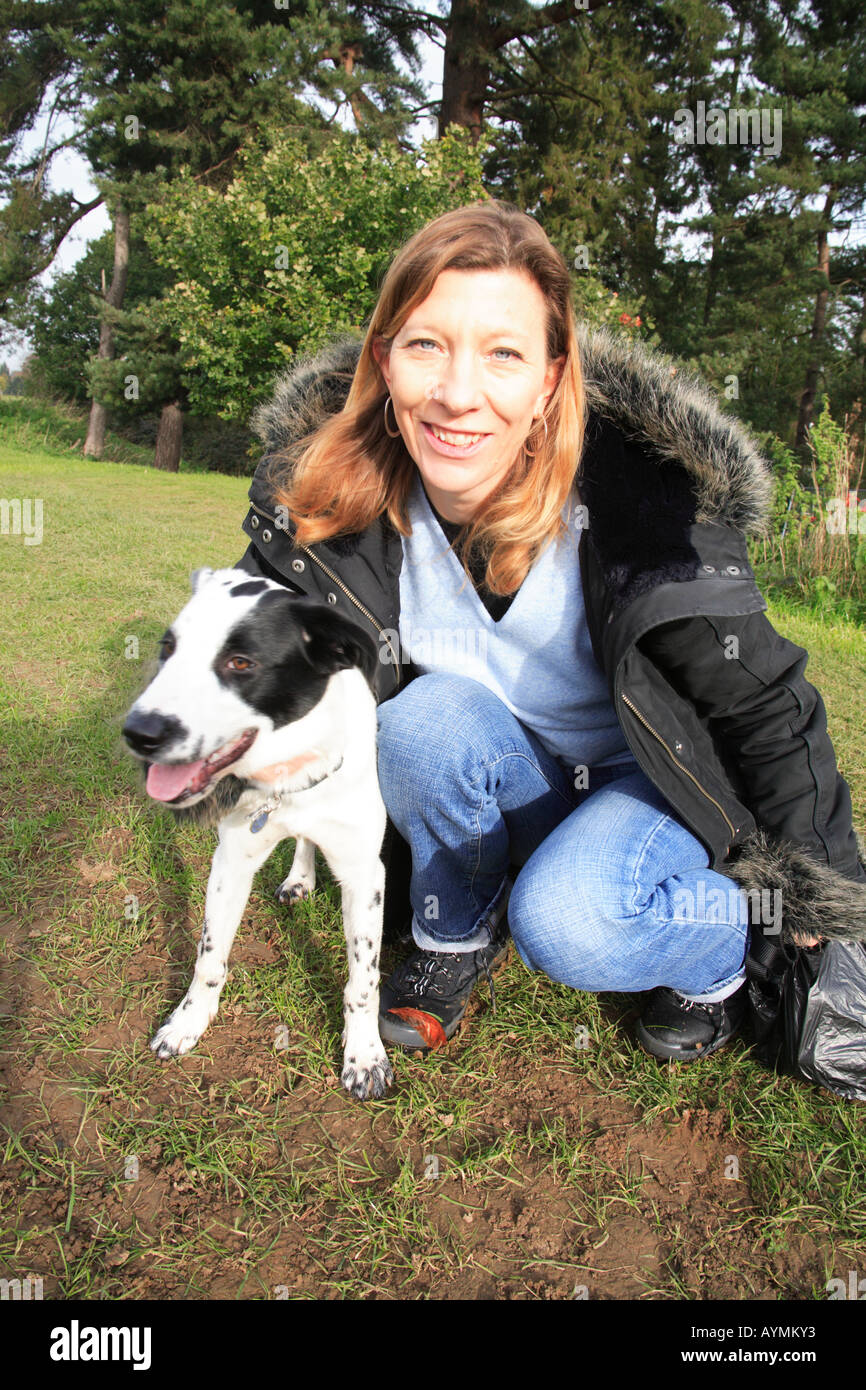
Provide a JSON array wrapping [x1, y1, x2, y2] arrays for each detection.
[[159, 632, 176, 661], [226, 656, 255, 672]]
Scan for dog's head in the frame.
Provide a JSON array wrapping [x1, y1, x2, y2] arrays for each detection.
[[122, 567, 378, 809]]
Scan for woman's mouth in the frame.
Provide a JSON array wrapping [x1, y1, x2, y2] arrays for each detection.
[[421, 420, 489, 457]]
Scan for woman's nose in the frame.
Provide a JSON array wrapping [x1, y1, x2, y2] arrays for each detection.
[[425, 353, 485, 416]]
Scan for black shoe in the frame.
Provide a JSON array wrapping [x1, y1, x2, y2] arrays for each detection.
[[635, 984, 746, 1061], [379, 901, 511, 1051]]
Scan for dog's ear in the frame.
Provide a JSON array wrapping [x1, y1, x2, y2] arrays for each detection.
[[294, 600, 380, 686], [189, 566, 214, 595]]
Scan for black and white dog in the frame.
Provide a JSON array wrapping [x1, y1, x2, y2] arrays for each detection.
[[122, 567, 393, 1101]]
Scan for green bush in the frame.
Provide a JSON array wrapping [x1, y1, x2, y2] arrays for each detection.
[[751, 400, 866, 623]]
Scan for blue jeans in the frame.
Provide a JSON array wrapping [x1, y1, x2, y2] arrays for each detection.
[[376, 673, 749, 1002]]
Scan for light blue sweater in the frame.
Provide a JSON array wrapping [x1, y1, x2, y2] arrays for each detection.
[[398, 472, 632, 772]]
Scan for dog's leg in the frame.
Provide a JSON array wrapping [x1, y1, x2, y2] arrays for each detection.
[[151, 820, 278, 1059], [317, 832, 392, 1100], [340, 861, 393, 1101], [275, 836, 317, 907]]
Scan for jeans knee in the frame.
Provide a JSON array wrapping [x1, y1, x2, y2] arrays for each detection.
[[507, 870, 572, 981], [376, 675, 471, 812], [378, 672, 497, 735], [377, 674, 508, 786], [508, 866, 633, 989]]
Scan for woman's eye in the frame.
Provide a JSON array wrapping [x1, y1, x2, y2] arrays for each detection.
[[408, 339, 519, 361], [226, 656, 255, 672]]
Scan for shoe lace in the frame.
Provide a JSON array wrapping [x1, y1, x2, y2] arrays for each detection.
[[400, 951, 461, 997], [669, 989, 721, 1022], [399, 944, 498, 1013]]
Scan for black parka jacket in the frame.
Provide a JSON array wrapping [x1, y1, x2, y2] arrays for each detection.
[[234, 327, 866, 947]]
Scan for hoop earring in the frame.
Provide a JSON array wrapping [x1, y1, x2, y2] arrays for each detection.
[[523, 412, 548, 460], [383, 395, 402, 439]]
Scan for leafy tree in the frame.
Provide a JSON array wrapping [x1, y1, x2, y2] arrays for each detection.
[[22, 229, 167, 403], [0, 0, 428, 463], [142, 125, 491, 420]]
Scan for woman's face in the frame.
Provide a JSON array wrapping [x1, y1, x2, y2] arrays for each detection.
[[373, 267, 565, 523]]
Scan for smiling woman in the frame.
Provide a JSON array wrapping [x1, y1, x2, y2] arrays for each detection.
[[263, 200, 586, 598], [234, 198, 866, 1095], [371, 267, 565, 524]]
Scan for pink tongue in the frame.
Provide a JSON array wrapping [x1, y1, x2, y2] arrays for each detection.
[[146, 760, 206, 802]]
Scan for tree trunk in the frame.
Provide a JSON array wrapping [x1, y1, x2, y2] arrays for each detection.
[[153, 399, 183, 472], [795, 192, 835, 452], [84, 204, 130, 459], [438, 0, 604, 143], [439, 0, 491, 142]]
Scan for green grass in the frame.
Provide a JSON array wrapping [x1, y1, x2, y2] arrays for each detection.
[[0, 396, 156, 469], [0, 394, 258, 476], [2, 440, 866, 1301]]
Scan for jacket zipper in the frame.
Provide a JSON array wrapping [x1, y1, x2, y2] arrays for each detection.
[[248, 502, 402, 679], [620, 691, 735, 841]]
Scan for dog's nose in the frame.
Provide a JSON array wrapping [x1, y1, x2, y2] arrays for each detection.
[[122, 709, 185, 757]]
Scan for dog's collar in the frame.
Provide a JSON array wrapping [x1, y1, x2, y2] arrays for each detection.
[[246, 753, 344, 833]]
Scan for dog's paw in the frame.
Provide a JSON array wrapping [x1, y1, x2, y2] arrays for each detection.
[[275, 880, 312, 908], [341, 1050, 394, 1102], [150, 999, 213, 1059]]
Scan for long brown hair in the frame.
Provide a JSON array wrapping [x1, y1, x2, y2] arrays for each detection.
[[271, 199, 586, 595]]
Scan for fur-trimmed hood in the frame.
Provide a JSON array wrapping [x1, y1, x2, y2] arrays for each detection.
[[250, 325, 775, 537]]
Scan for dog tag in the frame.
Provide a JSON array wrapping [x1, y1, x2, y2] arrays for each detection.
[[249, 796, 280, 833]]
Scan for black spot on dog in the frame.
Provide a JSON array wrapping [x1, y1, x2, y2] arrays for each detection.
[[205, 980, 220, 988], [213, 590, 379, 724], [370, 891, 382, 907], [182, 999, 192, 1010], [229, 580, 270, 598]]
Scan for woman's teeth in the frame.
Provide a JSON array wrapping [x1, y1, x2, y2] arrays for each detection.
[[429, 424, 485, 446]]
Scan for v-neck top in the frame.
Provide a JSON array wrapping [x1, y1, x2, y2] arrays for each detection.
[[398, 471, 633, 769], [422, 484, 516, 623]]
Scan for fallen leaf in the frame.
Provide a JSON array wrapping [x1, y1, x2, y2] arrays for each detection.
[[386, 1008, 447, 1049]]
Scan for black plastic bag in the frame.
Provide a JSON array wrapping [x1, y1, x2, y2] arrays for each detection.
[[746, 929, 866, 1100]]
